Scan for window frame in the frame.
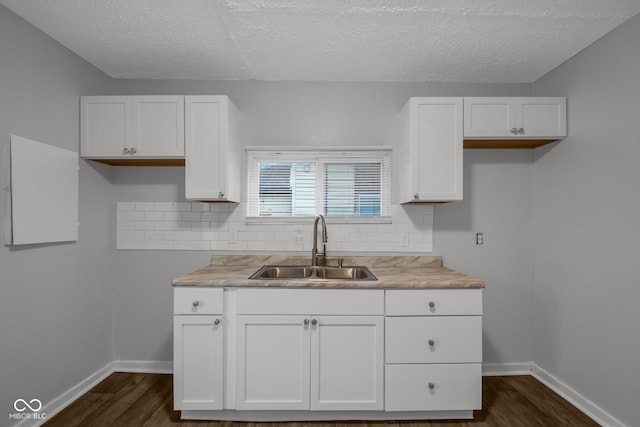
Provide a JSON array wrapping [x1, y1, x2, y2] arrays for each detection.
[[246, 147, 392, 224]]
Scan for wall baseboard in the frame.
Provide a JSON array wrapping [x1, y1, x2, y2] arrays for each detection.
[[112, 360, 173, 374], [12, 362, 114, 427], [14, 360, 623, 427], [483, 362, 532, 376], [532, 363, 627, 427]]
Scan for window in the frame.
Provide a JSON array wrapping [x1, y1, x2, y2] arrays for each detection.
[[247, 148, 391, 222]]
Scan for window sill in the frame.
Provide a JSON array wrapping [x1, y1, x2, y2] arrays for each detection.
[[245, 216, 392, 225]]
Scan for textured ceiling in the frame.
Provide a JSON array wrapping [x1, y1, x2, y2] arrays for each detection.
[[2, 0, 640, 82]]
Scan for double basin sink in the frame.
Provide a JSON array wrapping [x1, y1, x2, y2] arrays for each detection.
[[249, 265, 377, 281]]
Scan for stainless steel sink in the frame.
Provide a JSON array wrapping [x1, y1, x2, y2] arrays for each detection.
[[249, 265, 377, 281]]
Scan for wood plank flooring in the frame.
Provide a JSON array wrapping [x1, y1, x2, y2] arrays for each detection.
[[43, 374, 599, 427]]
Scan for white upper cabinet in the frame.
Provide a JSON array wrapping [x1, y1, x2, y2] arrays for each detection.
[[131, 96, 184, 156], [395, 97, 463, 203], [185, 96, 241, 202], [81, 96, 184, 159], [464, 97, 566, 146]]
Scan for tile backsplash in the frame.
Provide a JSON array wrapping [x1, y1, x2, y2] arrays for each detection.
[[116, 202, 433, 252]]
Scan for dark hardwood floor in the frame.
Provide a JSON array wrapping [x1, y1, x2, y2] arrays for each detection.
[[43, 373, 599, 427]]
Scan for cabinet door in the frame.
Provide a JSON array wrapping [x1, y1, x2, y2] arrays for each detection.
[[185, 96, 228, 200], [80, 96, 131, 157], [410, 98, 463, 201], [310, 316, 384, 410], [173, 315, 224, 410], [515, 97, 567, 138], [463, 97, 514, 137], [131, 96, 184, 156], [236, 315, 311, 410]]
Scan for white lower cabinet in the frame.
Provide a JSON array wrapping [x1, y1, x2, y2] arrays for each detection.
[[236, 314, 384, 411], [174, 287, 482, 420], [384, 289, 483, 413], [173, 315, 224, 410]]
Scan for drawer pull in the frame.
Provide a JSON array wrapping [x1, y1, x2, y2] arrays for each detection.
[[428, 339, 435, 346], [304, 319, 310, 325], [214, 318, 220, 325], [192, 300, 200, 307], [428, 301, 435, 308], [428, 382, 435, 390], [311, 319, 318, 326]]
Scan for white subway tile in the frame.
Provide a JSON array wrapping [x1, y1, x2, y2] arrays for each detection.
[[144, 231, 164, 240], [163, 231, 183, 241], [135, 202, 155, 211], [125, 230, 145, 240], [172, 240, 189, 250], [191, 202, 210, 212], [182, 212, 201, 221], [190, 241, 210, 250], [135, 221, 154, 231], [125, 211, 145, 221], [211, 241, 229, 250], [209, 203, 229, 212], [154, 202, 173, 211], [117, 221, 135, 231], [238, 231, 256, 241], [191, 222, 209, 230], [154, 221, 174, 231], [201, 212, 220, 222], [117, 240, 134, 249], [183, 231, 202, 241], [173, 202, 192, 212], [248, 241, 269, 251], [163, 211, 181, 221], [145, 211, 163, 221], [175, 221, 192, 230], [256, 231, 275, 241], [118, 202, 136, 211]]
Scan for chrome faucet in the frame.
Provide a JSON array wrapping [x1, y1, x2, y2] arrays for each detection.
[[311, 214, 328, 267]]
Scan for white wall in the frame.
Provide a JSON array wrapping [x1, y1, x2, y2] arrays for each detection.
[[532, 13, 640, 427], [109, 80, 535, 369], [0, 5, 113, 425]]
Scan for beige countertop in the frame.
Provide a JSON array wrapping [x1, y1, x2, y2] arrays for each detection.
[[172, 255, 484, 289]]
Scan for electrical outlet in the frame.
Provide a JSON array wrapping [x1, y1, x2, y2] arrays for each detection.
[[229, 231, 238, 244], [475, 232, 484, 245], [400, 233, 409, 247]]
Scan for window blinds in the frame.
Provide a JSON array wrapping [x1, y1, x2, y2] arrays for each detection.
[[247, 149, 391, 219]]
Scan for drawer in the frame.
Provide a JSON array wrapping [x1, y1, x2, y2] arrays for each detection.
[[236, 288, 384, 315], [386, 316, 482, 363], [385, 289, 482, 316], [385, 363, 482, 411], [174, 287, 223, 315]]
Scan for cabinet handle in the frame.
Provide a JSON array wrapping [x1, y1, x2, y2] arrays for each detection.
[[219, 191, 225, 198], [428, 382, 435, 390], [428, 339, 435, 346], [304, 319, 310, 325], [192, 300, 200, 307], [311, 319, 318, 325], [428, 301, 435, 308], [414, 193, 419, 200], [130, 147, 137, 154], [517, 128, 525, 135], [511, 128, 518, 135], [214, 318, 220, 325], [123, 148, 130, 155]]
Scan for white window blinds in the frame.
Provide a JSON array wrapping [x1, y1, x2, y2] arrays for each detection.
[[247, 149, 391, 220]]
